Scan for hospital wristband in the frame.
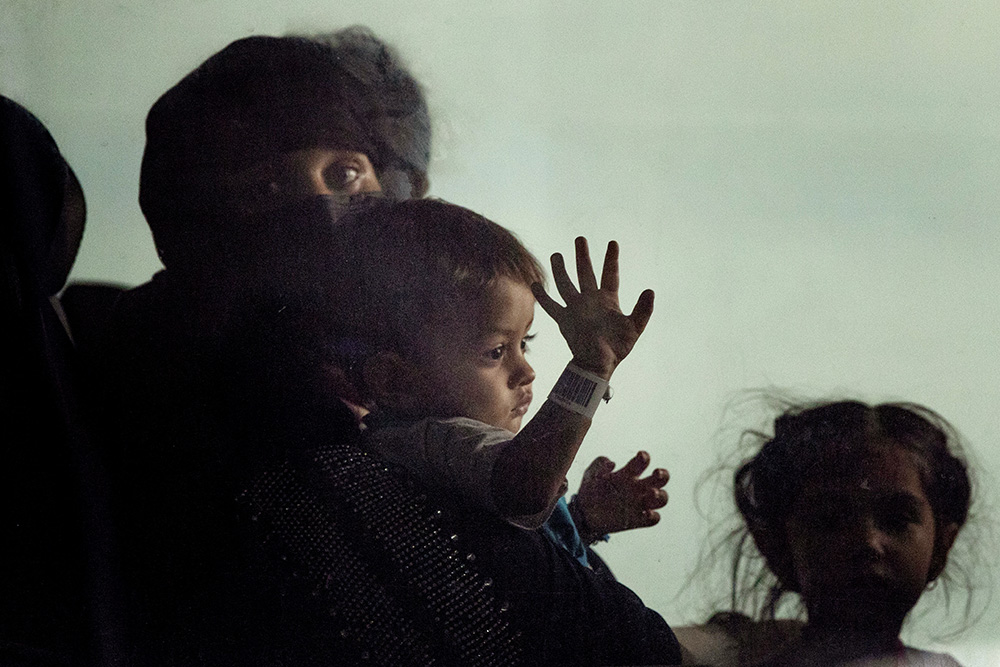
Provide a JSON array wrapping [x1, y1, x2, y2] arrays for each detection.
[[547, 362, 612, 420]]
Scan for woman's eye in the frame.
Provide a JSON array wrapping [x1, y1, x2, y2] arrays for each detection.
[[325, 164, 361, 190]]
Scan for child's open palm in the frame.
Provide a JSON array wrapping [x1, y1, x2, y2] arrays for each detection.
[[571, 451, 669, 542], [532, 237, 654, 379]]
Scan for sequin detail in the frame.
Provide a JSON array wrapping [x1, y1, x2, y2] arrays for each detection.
[[240, 437, 521, 666]]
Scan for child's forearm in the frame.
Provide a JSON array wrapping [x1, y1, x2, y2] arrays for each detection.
[[490, 400, 592, 518], [493, 237, 652, 521]]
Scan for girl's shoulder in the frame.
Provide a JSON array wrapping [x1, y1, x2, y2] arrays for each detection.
[[900, 647, 963, 667], [674, 613, 802, 666]]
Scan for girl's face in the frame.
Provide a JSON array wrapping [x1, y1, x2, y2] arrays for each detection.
[[784, 445, 956, 633]]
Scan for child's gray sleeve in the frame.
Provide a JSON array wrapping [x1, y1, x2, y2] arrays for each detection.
[[367, 417, 555, 528]]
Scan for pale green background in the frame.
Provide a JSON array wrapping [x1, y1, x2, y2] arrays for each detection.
[[4, 1, 999, 663]]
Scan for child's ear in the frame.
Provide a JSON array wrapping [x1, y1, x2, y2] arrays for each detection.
[[363, 351, 420, 412], [928, 521, 960, 583]]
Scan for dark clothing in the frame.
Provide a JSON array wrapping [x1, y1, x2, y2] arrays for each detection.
[[428, 490, 680, 665], [2, 95, 124, 665], [72, 272, 290, 664], [74, 269, 679, 665], [242, 434, 681, 667]]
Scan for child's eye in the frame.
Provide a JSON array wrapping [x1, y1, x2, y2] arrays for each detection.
[[874, 496, 923, 534], [879, 516, 910, 534], [876, 508, 920, 534], [521, 333, 536, 352], [487, 345, 505, 361], [812, 507, 845, 533]]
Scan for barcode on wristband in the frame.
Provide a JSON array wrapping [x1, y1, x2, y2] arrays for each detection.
[[552, 369, 598, 407]]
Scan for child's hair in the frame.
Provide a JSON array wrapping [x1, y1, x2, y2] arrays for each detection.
[[327, 197, 545, 401], [729, 399, 972, 621]]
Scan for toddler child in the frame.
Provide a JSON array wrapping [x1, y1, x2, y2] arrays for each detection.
[[677, 399, 972, 666], [326, 197, 664, 561]]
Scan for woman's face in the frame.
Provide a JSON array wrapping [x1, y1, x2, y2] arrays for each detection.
[[784, 445, 954, 633], [227, 147, 383, 210], [200, 147, 385, 290]]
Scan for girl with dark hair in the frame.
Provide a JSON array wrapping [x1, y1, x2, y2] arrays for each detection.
[[678, 400, 973, 666]]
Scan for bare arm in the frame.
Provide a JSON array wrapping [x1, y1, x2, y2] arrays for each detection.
[[491, 237, 654, 518]]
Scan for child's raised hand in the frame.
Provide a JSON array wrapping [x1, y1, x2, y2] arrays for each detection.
[[570, 451, 669, 542], [532, 237, 654, 379]]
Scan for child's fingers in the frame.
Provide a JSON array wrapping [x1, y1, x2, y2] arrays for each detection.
[[574, 237, 599, 292], [628, 288, 655, 334], [599, 240, 620, 293], [644, 487, 668, 510], [582, 456, 616, 482], [549, 252, 580, 304], [641, 468, 670, 489], [531, 282, 564, 320], [635, 509, 662, 529], [615, 451, 651, 478]]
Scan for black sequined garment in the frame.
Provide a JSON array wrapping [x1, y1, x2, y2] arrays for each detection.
[[242, 432, 681, 666], [242, 435, 522, 666]]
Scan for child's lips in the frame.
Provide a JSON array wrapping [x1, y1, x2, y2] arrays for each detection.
[[512, 393, 533, 416], [843, 568, 894, 593]]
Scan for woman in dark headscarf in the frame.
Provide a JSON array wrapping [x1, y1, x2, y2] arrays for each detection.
[[72, 29, 437, 665], [77, 28, 680, 665], [0, 95, 110, 665]]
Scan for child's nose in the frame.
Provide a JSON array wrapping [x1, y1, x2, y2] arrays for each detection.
[[511, 358, 535, 387], [850, 516, 888, 559]]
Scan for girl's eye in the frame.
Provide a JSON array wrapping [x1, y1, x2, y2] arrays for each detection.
[[878, 515, 910, 534], [876, 507, 920, 534], [487, 346, 505, 361], [811, 507, 845, 533], [521, 333, 536, 352]]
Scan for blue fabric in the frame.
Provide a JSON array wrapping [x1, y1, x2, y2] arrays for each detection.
[[541, 497, 590, 568]]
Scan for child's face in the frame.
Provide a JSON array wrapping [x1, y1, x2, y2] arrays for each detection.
[[413, 277, 536, 433], [784, 445, 944, 632]]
